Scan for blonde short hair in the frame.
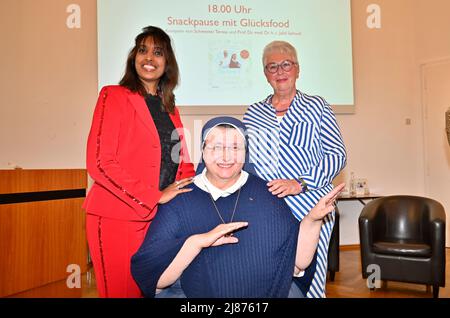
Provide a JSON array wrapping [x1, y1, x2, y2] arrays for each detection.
[[262, 41, 299, 67]]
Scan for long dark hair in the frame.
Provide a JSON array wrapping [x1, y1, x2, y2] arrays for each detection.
[[119, 26, 179, 113]]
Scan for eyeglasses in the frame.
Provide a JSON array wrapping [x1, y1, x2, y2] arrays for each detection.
[[203, 144, 245, 153], [264, 60, 298, 74]]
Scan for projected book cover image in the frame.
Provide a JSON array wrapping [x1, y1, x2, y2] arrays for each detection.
[[208, 41, 253, 92]]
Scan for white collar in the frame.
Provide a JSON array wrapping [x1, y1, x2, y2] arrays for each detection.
[[194, 168, 249, 201]]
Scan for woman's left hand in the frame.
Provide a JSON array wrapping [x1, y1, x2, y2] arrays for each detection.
[[267, 179, 302, 198], [158, 177, 194, 204], [306, 183, 345, 222]]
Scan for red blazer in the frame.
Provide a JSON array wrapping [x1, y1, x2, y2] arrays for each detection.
[[83, 85, 195, 221]]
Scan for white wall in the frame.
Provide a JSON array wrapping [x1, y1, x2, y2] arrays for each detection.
[[332, 0, 450, 245], [0, 0, 97, 169]]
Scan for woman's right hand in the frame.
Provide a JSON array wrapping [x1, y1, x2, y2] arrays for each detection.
[[192, 222, 249, 249], [155, 221, 248, 290], [158, 177, 194, 204]]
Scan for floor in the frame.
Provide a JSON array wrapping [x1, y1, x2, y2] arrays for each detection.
[[326, 248, 450, 298], [7, 247, 450, 298]]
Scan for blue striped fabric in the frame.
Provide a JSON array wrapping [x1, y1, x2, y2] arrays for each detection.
[[243, 90, 347, 298]]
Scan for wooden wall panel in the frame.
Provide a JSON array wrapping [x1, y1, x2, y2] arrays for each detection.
[[0, 169, 87, 297], [0, 169, 86, 194]]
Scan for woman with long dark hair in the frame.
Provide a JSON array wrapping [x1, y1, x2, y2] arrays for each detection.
[[83, 26, 195, 297]]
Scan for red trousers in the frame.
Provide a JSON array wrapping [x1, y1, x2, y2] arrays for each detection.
[[86, 214, 150, 298]]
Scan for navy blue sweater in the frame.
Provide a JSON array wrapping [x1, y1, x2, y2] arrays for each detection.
[[131, 174, 299, 298]]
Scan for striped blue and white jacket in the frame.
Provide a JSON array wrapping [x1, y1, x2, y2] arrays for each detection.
[[243, 90, 347, 297]]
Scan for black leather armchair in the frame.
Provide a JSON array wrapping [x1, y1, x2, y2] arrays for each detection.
[[327, 207, 340, 281], [359, 196, 446, 298]]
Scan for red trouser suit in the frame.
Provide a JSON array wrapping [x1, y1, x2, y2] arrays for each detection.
[[83, 86, 195, 297]]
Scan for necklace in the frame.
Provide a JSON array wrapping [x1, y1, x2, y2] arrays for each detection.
[[275, 107, 289, 113], [270, 95, 292, 113], [206, 186, 242, 225]]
